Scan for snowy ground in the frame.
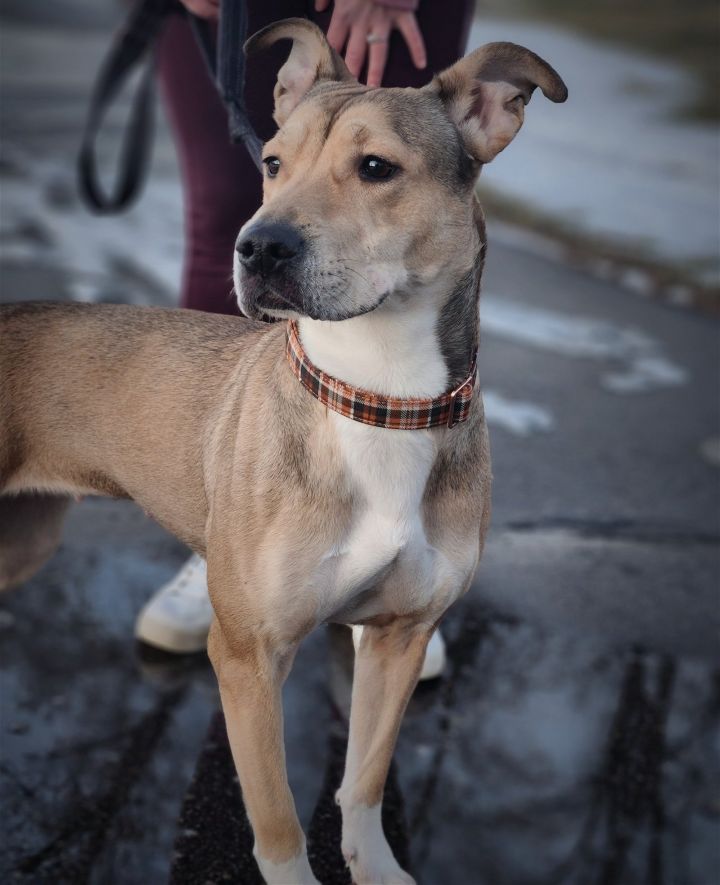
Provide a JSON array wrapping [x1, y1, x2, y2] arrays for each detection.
[[468, 18, 720, 286]]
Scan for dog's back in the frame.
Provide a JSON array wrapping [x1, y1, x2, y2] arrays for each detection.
[[0, 301, 268, 588], [1, 302, 266, 487]]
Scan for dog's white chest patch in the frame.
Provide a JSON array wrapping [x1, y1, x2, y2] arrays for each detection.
[[297, 307, 459, 620], [317, 415, 441, 618]]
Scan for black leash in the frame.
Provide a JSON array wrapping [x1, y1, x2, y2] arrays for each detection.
[[189, 4, 263, 168], [78, 0, 263, 214]]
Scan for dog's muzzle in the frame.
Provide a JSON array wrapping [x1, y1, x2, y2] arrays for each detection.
[[235, 220, 307, 315], [236, 221, 304, 278]]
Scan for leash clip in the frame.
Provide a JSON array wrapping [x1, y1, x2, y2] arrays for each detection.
[[446, 356, 477, 429]]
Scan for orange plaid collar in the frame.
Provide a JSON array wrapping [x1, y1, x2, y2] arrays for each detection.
[[285, 320, 477, 430]]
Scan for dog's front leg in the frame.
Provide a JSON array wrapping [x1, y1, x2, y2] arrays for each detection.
[[208, 619, 318, 885], [338, 617, 437, 885]]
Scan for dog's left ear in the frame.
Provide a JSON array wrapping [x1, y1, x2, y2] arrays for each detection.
[[245, 18, 354, 126], [429, 41, 567, 164]]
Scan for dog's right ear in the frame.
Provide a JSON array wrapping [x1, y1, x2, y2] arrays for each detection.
[[245, 18, 354, 127]]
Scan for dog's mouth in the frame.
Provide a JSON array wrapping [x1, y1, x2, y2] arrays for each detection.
[[238, 272, 305, 320], [238, 271, 391, 322]]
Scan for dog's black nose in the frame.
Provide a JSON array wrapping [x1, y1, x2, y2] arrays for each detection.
[[236, 222, 303, 276]]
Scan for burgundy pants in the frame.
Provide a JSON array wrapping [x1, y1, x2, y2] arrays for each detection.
[[156, 0, 474, 315]]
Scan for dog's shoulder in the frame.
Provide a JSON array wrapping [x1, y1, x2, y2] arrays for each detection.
[[0, 300, 274, 354]]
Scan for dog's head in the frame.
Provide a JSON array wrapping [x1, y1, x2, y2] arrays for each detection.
[[235, 18, 566, 321]]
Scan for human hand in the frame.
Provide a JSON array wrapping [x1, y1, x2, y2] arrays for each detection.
[[315, 0, 426, 87], [177, 0, 219, 20]]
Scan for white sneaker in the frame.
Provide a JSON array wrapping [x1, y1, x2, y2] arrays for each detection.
[[351, 625, 446, 681], [135, 554, 213, 653]]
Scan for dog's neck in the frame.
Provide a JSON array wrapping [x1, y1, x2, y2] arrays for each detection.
[[298, 298, 448, 399], [297, 255, 482, 401], [297, 200, 485, 400], [436, 248, 484, 388]]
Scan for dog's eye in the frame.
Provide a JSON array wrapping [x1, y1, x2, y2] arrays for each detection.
[[263, 156, 281, 178], [359, 155, 397, 181]]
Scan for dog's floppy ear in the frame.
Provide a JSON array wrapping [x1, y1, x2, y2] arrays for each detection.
[[245, 18, 354, 126], [430, 41, 567, 164]]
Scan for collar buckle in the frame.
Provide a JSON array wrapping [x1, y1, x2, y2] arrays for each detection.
[[446, 356, 477, 429]]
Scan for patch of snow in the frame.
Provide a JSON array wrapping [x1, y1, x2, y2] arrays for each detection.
[[68, 280, 101, 303], [0, 146, 183, 301], [482, 293, 689, 393], [469, 18, 720, 283], [484, 390, 554, 436], [603, 355, 688, 393], [699, 437, 720, 467]]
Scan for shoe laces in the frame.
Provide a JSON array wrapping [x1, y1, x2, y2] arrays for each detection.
[[167, 555, 207, 600]]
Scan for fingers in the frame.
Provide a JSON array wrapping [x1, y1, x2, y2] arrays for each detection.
[[323, 5, 427, 86], [366, 29, 390, 87], [182, 0, 219, 19], [326, 9, 350, 54], [344, 23, 369, 80], [396, 12, 427, 70]]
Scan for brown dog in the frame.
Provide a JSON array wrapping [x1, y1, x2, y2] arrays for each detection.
[[0, 19, 566, 884]]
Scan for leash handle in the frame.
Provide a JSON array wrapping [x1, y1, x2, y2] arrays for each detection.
[[77, 0, 172, 213], [78, 0, 263, 215]]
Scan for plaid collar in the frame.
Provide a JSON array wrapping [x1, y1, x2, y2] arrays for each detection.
[[286, 320, 477, 430]]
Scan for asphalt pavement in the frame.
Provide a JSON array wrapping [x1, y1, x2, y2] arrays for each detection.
[[1, 6, 719, 885]]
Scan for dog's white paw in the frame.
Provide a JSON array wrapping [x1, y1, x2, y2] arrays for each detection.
[[341, 803, 415, 885], [254, 845, 319, 885], [345, 854, 416, 885]]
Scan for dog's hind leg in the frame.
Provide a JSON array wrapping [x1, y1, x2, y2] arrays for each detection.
[[0, 493, 70, 590], [207, 615, 319, 885], [337, 616, 437, 885]]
